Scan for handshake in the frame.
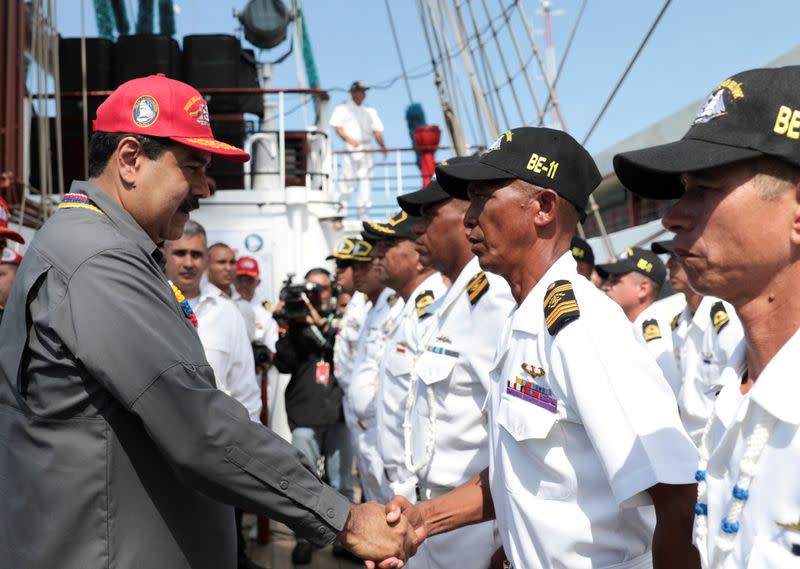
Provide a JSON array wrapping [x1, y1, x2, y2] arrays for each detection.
[[338, 497, 427, 569]]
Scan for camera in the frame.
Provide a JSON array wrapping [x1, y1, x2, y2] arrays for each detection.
[[251, 342, 272, 368], [275, 275, 321, 321]]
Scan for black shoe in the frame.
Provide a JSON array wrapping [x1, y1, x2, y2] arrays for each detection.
[[238, 555, 267, 569], [292, 542, 313, 565]]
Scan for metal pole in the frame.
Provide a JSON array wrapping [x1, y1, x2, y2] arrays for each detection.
[[441, 0, 498, 139], [395, 150, 403, 196], [80, 0, 89, 179], [278, 91, 286, 191]]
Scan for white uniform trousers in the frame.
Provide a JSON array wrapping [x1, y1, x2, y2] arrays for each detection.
[[339, 148, 374, 220]]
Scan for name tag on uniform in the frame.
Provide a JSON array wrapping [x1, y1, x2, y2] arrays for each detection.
[[315, 361, 330, 385]]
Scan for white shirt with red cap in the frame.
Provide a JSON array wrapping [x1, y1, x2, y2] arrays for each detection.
[[488, 252, 697, 569], [694, 330, 800, 569]]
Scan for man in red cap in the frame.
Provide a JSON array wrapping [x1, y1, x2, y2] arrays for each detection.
[[0, 74, 416, 569], [0, 196, 26, 249], [0, 247, 22, 324]]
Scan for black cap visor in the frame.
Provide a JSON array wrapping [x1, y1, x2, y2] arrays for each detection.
[[614, 138, 763, 199], [651, 240, 675, 255], [595, 259, 636, 279], [436, 159, 515, 199], [397, 185, 451, 216]]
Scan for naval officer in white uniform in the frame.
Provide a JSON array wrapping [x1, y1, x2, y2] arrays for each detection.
[[395, 176, 515, 569], [383, 127, 700, 569], [345, 239, 403, 503], [364, 211, 447, 504], [652, 239, 744, 444], [614, 65, 800, 569]]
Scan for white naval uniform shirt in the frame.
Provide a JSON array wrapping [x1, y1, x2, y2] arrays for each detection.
[[346, 287, 402, 502], [673, 297, 743, 444], [188, 293, 262, 422], [329, 100, 385, 149], [252, 300, 278, 351], [699, 329, 800, 568], [376, 272, 447, 501], [334, 292, 370, 389], [634, 303, 681, 398], [408, 257, 515, 490], [348, 288, 402, 423], [405, 257, 514, 569], [488, 253, 697, 569]]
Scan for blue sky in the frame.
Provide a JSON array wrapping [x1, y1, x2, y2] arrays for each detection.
[[56, 1, 800, 159]]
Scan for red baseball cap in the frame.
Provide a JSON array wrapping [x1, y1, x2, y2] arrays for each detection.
[[93, 74, 250, 163], [1, 247, 22, 266], [236, 256, 260, 278], [0, 197, 24, 244]]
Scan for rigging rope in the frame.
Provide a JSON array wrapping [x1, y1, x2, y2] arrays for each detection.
[[384, 0, 414, 104], [496, 0, 542, 125], [478, 0, 526, 125], [464, 0, 509, 129], [581, 0, 673, 146]]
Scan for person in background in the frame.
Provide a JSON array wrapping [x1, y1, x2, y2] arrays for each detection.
[[330, 81, 387, 220], [206, 242, 257, 341], [614, 64, 800, 569], [598, 247, 681, 396], [364, 211, 448, 504], [234, 256, 278, 350], [0, 248, 22, 324], [570, 235, 595, 280], [164, 220, 264, 569], [274, 267, 355, 565], [345, 239, 401, 506], [652, 239, 743, 440], [330, 238, 370, 391]]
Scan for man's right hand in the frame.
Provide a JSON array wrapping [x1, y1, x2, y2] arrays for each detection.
[[385, 496, 428, 547], [338, 502, 418, 568]]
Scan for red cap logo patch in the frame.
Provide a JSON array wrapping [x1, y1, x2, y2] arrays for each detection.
[[184, 95, 210, 127], [132, 95, 159, 127]]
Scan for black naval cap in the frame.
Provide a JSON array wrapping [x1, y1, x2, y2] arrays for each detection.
[[570, 236, 595, 267], [435, 127, 602, 219], [397, 178, 451, 216], [650, 239, 675, 255], [596, 246, 667, 287], [362, 210, 420, 241], [614, 66, 800, 199]]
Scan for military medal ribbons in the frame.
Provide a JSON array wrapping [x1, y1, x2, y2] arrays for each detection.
[[169, 281, 198, 328], [694, 405, 776, 568]]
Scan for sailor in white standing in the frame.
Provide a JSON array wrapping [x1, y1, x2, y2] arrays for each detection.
[[653, 239, 744, 443], [395, 177, 515, 569], [329, 81, 387, 220], [615, 65, 800, 569], [345, 239, 403, 502], [331, 238, 370, 388], [364, 211, 447, 503], [384, 128, 700, 569], [598, 247, 682, 397]]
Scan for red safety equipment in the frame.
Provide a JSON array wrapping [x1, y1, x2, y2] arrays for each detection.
[[413, 125, 441, 186]]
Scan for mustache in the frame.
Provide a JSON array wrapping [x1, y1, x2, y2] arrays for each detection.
[[179, 198, 199, 214]]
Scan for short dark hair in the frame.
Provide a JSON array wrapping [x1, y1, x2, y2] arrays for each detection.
[[88, 132, 176, 178], [305, 267, 331, 280]]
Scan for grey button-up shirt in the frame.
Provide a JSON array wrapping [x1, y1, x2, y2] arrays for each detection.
[[0, 181, 351, 569]]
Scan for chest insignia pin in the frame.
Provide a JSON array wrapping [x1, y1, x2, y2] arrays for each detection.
[[521, 363, 545, 377]]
